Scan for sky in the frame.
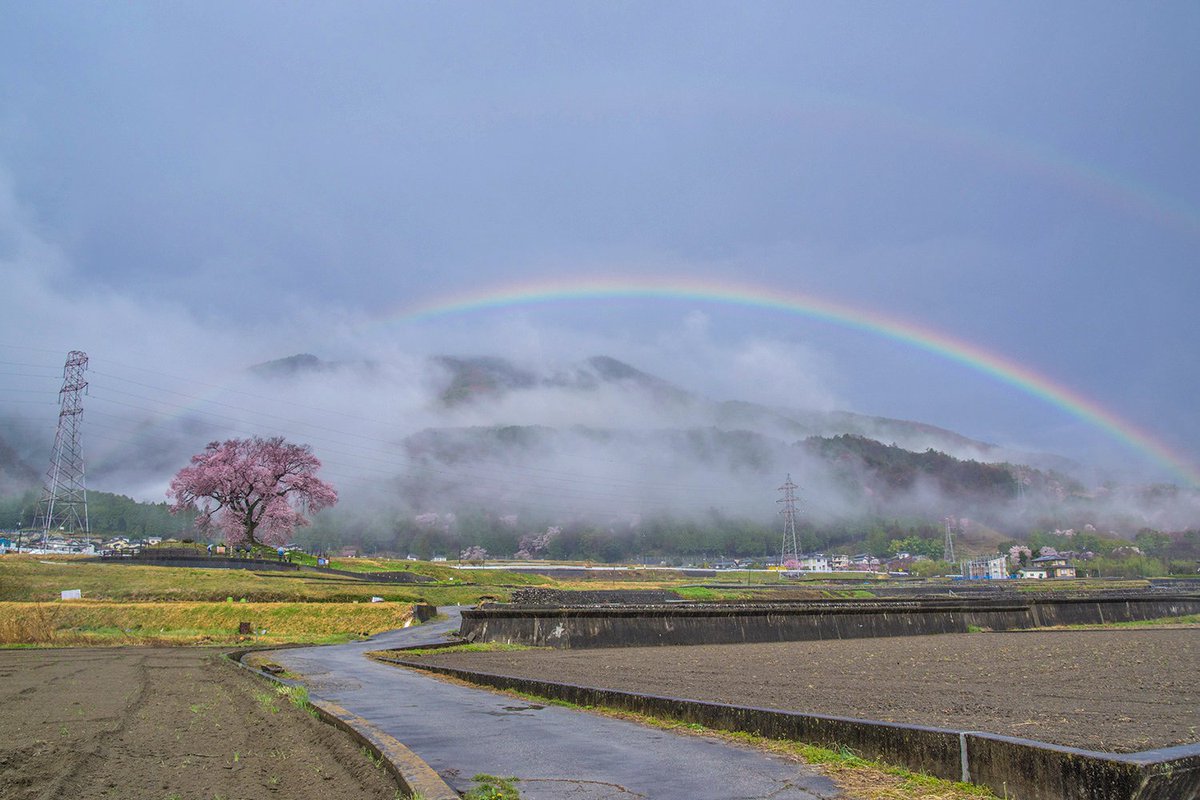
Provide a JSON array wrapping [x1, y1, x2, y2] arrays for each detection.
[[2, 2, 1199, 494]]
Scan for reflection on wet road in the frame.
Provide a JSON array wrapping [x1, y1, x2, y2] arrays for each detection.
[[269, 608, 839, 800]]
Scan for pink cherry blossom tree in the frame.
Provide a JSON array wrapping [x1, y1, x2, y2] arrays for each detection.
[[168, 436, 337, 548]]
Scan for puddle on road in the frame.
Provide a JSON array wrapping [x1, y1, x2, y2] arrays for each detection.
[[487, 703, 547, 716]]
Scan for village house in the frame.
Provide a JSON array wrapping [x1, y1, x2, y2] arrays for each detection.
[[1021, 554, 1076, 579], [796, 554, 833, 572], [850, 553, 882, 571]]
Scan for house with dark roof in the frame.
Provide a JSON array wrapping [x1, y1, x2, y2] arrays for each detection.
[[1021, 554, 1076, 579]]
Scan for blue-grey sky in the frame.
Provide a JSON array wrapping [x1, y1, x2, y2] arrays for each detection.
[[2, 2, 1198, 486]]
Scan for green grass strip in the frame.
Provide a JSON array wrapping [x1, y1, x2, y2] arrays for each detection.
[[486, 686, 996, 800]]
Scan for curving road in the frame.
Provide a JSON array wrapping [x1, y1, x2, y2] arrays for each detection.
[[268, 608, 841, 800]]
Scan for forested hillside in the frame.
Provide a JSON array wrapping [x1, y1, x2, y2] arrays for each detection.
[[0, 490, 193, 537]]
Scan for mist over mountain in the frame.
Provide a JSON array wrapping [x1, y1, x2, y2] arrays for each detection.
[[0, 436, 38, 496], [424, 354, 1072, 470], [2, 352, 1196, 550]]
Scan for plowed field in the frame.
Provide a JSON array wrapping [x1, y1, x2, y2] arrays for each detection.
[[418, 628, 1199, 753], [0, 648, 401, 800]]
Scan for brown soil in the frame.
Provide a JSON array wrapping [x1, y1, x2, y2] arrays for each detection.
[[0, 647, 401, 800], [418, 629, 1200, 753]]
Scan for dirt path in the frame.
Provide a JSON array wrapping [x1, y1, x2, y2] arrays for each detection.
[[0, 647, 402, 800], [417, 628, 1200, 753]]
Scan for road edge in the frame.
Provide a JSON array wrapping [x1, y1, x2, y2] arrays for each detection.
[[225, 647, 459, 800]]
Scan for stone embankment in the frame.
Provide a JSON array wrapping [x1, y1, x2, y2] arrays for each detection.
[[509, 588, 681, 605], [460, 593, 1200, 648]]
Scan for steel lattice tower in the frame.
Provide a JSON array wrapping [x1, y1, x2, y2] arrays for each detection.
[[942, 516, 956, 563], [34, 351, 90, 546], [777, 474, 800, 566]]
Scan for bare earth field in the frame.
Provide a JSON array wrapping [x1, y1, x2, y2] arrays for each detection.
[[419, 628, 1199, 753], [0, 648, 401, 800]]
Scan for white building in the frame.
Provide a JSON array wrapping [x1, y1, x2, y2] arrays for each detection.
[[796, 554, 832, 572], [964, 555, 1009, 580]]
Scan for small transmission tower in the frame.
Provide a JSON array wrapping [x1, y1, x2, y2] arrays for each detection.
[[777, 474, 800, 566], [942, 516, 956, 563], [34, 350, 90, 547], [1014, 467, 1030, 504]]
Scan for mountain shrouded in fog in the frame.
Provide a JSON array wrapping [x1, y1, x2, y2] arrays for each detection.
[[4, 352, 1196, 555], [3, 5, 1198, 552]]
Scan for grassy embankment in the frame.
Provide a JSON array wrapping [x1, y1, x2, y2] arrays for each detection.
[[0, 554, 553, 603], [0, 554, 787, 644], [6, 555, 1173, 646], [0, 600, 416, 646], [0, 554, 549, 646]]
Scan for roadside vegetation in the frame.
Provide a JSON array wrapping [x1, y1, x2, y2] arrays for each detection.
[[463, 774, 521, 800], [1050, 613, 1200, 630], [373, 642, 535, 659]]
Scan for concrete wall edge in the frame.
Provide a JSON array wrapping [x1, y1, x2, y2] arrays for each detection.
[[383, 657, 1200, 800]]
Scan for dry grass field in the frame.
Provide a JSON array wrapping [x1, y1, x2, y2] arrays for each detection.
[[0, 600, 417, 646]]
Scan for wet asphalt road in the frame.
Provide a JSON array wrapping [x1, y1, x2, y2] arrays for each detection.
[[268, 608, 840, 800]]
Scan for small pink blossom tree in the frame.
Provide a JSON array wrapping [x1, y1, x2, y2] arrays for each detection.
[[168, 436, 337, 548]]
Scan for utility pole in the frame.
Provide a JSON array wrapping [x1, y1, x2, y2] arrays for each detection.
[[34, 351, 90, 549], [777, 474, 800, 567], [16, 503, 32, 552]]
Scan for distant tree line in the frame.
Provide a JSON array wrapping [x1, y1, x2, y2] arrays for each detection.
[[804, 435, 1019, 502], [0, 489, 194, 538], [290, 504, 957, 563]]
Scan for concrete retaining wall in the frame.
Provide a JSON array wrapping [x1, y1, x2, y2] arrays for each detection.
[[381, 657, 1200, 800], [459, 596, 1200, 648]]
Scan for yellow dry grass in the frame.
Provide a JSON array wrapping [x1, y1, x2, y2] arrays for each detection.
[[0, 600, 415, 646]]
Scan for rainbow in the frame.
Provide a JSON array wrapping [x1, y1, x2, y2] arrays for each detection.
[[787, 92, 1200, 238], [378, 275, 1200, 487]]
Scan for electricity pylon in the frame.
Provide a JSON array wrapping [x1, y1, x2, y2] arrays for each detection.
[[34, 350, 90, 546], [943, 516, 956, 563], [777, 474, 800, 566]]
